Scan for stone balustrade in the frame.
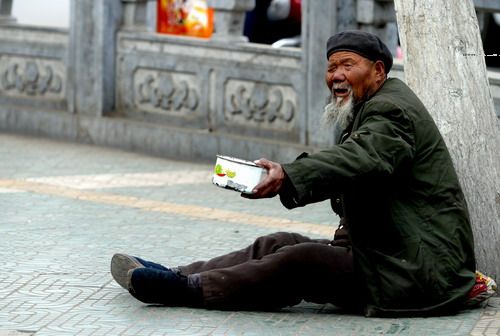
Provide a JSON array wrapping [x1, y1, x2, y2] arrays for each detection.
[[0, 0, 498, 163]]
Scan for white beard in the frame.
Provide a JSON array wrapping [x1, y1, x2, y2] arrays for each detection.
[[322, 91, 354, 131]]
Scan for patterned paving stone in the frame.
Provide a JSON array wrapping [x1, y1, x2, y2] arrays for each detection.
[[0, 133, 497, 335], [27, 171, 213, 190], [470, 299, 500, 336]]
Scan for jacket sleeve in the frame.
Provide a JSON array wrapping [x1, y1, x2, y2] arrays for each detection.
[[280, 101, 416, 207]]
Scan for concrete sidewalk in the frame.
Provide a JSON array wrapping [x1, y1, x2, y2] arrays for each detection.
[[0, 133, 498, 336]]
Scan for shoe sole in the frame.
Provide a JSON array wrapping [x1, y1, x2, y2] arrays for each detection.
[[111, 253, 144, 290]]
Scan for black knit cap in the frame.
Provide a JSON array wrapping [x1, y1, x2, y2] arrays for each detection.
[[326, 30, 393, 74]]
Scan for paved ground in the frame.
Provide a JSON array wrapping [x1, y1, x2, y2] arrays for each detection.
[[0, 133, 498, 336]]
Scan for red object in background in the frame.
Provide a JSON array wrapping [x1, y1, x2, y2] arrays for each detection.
[[157, 0, 185, 35], [288, 0, 301, 23], [157, 0, 213, 38]]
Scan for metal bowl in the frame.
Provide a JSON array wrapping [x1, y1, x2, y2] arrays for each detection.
[[212, 155, 267, 194]]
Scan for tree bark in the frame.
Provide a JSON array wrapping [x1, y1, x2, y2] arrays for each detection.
[[394, 0, 500, 281]]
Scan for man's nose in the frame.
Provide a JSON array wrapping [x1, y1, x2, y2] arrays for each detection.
[[326, 68, 346, 88], [332, 70, 346, 82]]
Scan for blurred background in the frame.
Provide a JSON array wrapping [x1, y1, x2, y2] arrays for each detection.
[[11, 0, 500, 68], [12, 0, 69, 28]]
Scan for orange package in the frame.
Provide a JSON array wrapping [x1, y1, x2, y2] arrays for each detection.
[[157, 0, 213, 38]]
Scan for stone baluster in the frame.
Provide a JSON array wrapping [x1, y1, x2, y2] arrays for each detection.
[[301, 0, 339, 147], [357, 0, 398, 56], [207, 0, 255, 42], [122, 0, 156, 31], [0, 0, 15, 24], [68, 0, 123, 116]]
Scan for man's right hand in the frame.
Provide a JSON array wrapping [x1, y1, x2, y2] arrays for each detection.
[[242, 158, 285, 199]]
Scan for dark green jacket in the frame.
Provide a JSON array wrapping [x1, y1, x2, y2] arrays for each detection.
[[281, 78, 476, 316]]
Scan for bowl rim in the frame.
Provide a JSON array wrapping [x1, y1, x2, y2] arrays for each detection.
[[216, 154, 261, 168]]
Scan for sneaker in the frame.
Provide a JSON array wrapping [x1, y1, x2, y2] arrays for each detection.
[[132, 255, 171, 272], [110, 253, 145, 290], [127, 267, 194, 306], [465, 271, 497, 307]]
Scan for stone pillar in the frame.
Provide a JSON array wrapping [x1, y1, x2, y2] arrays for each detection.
[[68, 0, 122, 116], [337, 0, 357, 31], [207, 0, 255, 42], [0, 0, 15, 24], [357, 0, 398, 56], [122, 0, 156, 31], [301, 0, 338, 146]]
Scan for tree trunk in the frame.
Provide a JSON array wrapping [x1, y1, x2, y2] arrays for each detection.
[[394, 0, 500, 281]]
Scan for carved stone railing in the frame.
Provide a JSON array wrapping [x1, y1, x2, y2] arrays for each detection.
[[0, 24, 68, 112], [113, 0, 338, 153], [0, 0, 498, 163], [116, 32, 304, 143]]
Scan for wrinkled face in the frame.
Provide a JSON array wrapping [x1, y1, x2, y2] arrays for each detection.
[[325, 51, 383, 106]]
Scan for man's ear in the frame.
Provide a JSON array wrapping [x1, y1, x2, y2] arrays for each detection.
[[374, 60, 386, 81]]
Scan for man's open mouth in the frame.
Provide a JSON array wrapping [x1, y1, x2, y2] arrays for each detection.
[[334, 88, 350, 97]]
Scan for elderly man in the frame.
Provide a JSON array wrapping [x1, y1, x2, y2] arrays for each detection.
[[111, 31, 481, 316]]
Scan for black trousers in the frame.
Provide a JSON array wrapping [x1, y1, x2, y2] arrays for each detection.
[[178, 232, 363, 311]]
